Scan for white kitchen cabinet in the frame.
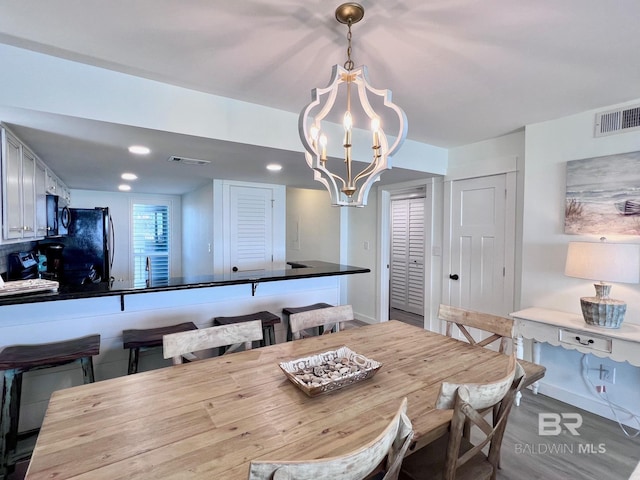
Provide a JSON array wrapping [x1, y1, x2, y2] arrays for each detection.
[[45, 168, 58, 195], [1, 125, 70, 243], [45, 169, 71, 205], [35, 159, 48, 237], [59, 182, 71, 206], [1, 128, 38, 242], [21, 146, 37, 239]]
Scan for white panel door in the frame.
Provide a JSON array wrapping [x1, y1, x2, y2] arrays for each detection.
[[446, 174, 508, 315], [229, 184, 273, 274], [390, 197, 425, 315]]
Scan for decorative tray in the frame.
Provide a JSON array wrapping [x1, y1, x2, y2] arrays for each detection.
[[279, 346, 382, 397]]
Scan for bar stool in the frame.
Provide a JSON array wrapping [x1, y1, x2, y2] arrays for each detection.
[[122, 322, 198, 374], [282, 303, 333, 341], [213, 311, 280, 352], [0, 334, 100, 479]]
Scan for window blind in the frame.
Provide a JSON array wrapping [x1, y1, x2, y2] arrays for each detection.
[[132, 204, 170, 287]]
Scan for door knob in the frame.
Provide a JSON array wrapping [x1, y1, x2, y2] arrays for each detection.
[[449, 274, 459, 280], [232, 266, 238, 272]]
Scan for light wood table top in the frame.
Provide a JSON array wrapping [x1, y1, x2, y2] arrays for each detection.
[[26, 320, 545, 479]]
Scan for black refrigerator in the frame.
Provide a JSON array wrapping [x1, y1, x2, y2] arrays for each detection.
[[42, 207, 114, 285]]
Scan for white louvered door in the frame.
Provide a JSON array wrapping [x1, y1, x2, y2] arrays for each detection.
[[390, 197, 425, 315], [229, 185, 273, 274]]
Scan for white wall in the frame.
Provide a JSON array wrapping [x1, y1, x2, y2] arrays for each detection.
[[345, 198, 379, 323], [447, 131, 526, 308], [522, 99, 640, 424], [71, 189, 182, 283], [0, 43, 442, 174], [182, 182, 214, 276], [285, 188, 341, 263]]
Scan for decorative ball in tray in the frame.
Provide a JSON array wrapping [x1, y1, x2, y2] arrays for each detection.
[[279, 346, 382, 397]]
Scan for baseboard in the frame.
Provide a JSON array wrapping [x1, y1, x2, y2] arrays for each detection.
[[354, 312, 377, 324], [536, 381, 639, 429]]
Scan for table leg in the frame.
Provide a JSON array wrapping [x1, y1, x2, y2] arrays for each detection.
[[532, 340, 541, 395], [515, 335, 524, 406]]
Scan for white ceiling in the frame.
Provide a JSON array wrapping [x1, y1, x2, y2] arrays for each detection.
[[1, 0, 640, 195]]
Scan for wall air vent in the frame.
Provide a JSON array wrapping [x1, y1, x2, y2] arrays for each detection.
[[167, 155, 211, 166], [594, 104, 640, 137]]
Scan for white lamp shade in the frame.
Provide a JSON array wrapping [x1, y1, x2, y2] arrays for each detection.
[[565, 241, 640, 284]]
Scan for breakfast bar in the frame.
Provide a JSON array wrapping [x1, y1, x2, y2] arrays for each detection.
[[0, 261, 370, 434]]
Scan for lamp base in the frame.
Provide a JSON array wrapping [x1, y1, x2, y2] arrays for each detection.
[[579, 296, 626, 329]]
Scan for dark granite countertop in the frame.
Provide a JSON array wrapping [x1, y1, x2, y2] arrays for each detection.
[[0, 261, 370, 307]]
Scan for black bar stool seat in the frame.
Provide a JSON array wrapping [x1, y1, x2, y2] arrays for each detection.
[[122, 322, 197, 375], [0, 334, 100, 479], [213, 311, 280, 348], [282, 303, 333, 341]]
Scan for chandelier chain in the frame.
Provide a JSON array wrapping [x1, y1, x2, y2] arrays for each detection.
[[344, 19, 355, 71]]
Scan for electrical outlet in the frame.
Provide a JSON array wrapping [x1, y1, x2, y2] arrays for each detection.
[[598, 364, 616, 385]]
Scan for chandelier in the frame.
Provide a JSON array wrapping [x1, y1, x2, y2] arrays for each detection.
[[298, 2, 408, 207]]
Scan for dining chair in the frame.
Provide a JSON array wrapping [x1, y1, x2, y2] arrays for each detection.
[[438, 304, 514, 354], [289, 304, 354, 340], [248, 397, 413, 480], [399, 357, 525, 480], [162, 320, 263, 365]]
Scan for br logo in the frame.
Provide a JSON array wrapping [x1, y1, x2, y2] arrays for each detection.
[[538, 413, 582, 436]]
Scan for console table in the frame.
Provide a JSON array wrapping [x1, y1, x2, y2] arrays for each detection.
[[510, 307, 640, 404]]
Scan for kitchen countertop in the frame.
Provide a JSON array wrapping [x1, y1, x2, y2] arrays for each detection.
[[0, 261, 370, 307]]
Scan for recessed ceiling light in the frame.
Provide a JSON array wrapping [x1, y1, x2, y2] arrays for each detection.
[[128, 145, 150, 155], [266, 164, 282, 171], [121, 172, 138, 181], [118, 184, 132, 191]]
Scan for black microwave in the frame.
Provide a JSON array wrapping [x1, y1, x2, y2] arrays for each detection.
[[46, 194, 70, 237]]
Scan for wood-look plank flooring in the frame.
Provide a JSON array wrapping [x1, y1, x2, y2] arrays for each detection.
[[390, 308, 424, 328], [489, 390, 640, 480]]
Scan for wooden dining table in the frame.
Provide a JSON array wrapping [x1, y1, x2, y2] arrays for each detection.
[[25, 320, 545, 479]]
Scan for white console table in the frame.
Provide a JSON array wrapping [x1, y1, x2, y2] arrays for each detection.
[[510, 307, 640, 404]]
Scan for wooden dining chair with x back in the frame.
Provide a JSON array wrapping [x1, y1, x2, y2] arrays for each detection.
[[289, 304, 355, 340], [400, 357, 525, 480], [162, 320, 263, 365], [248, 398, 413, 480], [438, 304, 514, 354]]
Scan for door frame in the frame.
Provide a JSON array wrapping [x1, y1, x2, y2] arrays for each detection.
[[213, 179, 286, 275], [442, 172, 517, 320], [376, 177, 442, 329], [389, 194, 426, 315]]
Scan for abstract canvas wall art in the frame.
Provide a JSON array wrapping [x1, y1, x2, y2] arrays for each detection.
[[565, 151, 640, 235]]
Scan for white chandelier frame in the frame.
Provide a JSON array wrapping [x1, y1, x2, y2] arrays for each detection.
[[298, 5, 407, 207]]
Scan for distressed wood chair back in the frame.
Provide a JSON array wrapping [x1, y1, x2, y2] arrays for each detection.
[[289, 305, 354, 340], [401, 358, 525, 480], [249, 398, 413, 480], [439, 304, 514, 354], [162, 320, 263, 365]]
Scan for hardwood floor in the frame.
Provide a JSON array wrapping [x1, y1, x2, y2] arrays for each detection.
[[489, 390, 640, 479], [390, 307, 424, 328]]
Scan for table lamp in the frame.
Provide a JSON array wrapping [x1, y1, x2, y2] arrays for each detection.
[[564, 239, 640, 328]]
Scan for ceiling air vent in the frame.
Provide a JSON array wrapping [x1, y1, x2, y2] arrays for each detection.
[[167, 155, 211, 166], [594, 104, 640, 137]]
